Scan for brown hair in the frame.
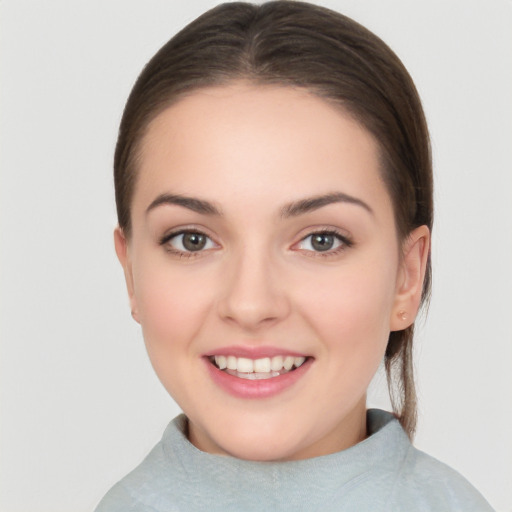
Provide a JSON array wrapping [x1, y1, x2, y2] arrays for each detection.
[[114, 1, 433, 438]]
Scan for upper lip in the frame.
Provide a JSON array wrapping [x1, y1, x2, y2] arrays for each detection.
[[203, 345, 310, 359]]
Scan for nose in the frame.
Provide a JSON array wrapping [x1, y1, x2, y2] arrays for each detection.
[[217, 246, 290, 331]]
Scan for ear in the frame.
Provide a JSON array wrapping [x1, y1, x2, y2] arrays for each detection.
[[390, 225, 430, 331], [114, 226, 140, 323]]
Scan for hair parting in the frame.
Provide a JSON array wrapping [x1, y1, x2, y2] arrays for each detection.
[[113, 0, 433, 437]]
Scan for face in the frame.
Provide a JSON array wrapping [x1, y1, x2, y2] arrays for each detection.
[[116, 83, 428, 461]]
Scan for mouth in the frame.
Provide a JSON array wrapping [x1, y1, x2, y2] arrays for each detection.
[[208, 354, 309, 380]]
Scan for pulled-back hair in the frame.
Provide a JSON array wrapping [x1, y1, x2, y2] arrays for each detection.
[[114, 1, 433, 438]]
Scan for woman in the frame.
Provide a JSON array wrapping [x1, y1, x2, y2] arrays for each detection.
[[95, 1, 493, 510]]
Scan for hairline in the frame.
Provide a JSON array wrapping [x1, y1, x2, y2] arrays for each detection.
[[122, 78, 405, 241]]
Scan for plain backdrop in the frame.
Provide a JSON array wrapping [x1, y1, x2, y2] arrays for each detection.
[[1, 1, 511, 510]]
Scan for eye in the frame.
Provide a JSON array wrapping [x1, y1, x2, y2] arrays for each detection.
[[161, 230, 217, 254], [296, 231, 351, 253]]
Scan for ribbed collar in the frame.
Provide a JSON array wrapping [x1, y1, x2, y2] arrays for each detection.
[[159, 409, 410, 508]]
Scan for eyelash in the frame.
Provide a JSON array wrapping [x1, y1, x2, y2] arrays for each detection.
[[159, 229, 217, 258], [295, 229, 353, 258], [159, 228, 353, 258]]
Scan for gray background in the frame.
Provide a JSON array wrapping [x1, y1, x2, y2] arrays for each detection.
[[1, 1, 511, 510]]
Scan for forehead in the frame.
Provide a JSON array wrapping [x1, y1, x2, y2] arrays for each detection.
[[135, 83, 391, 217]]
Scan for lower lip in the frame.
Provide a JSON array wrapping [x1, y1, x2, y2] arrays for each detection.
[[204, 357, 312, 399]]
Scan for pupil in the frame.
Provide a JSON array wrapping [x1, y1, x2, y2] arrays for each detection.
[[183, 233, 206, 251], [311, 234, 334, 251]]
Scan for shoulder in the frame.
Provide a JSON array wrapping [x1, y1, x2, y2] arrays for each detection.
[[94, 442, 170, 512], [364, 410, 494, 511], [94, 416, 187, 512], [388, 443, 494, 511]]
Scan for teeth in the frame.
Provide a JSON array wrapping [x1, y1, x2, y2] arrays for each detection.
[[213, 355, 307, 374], [283, 356, 294, 370], [235, 370, 281, 380], [271, 355, 283, 371], [237, 357, 254, 373], [254, 357, 271, 373], [215, 355, 227, 370], [294, 356, 306, 367]]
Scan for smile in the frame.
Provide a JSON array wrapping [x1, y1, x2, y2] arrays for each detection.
[[210, 355, 307, 380], [205, 351, 312, 399]]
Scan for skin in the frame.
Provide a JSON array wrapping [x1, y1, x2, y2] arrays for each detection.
[[115, 83, 429, 461]]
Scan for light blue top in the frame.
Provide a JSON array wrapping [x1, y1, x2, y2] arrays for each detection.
[[95, 409, 493, 511]]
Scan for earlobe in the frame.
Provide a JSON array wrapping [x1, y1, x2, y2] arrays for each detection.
[[390, 225, 430, 332], [114, 226, 140, 323]]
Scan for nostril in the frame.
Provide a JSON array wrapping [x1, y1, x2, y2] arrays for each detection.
[[216, 257, 291, 328]]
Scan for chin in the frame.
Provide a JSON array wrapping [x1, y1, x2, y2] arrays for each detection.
[[200, 413, 318, 461]]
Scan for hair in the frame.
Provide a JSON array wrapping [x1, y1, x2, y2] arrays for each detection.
[[114, 1, 433, 438]]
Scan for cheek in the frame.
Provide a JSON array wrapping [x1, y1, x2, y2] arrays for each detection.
[[134, 258, 213, 353], [133, 261, 216, 400], [301, 267, 396, 405], [299, 257, 398, 354]]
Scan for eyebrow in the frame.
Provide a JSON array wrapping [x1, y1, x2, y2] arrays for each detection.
[[146, 193, 221, 216], [145, 191, 373, 218], [281, 192, 373, 218]]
